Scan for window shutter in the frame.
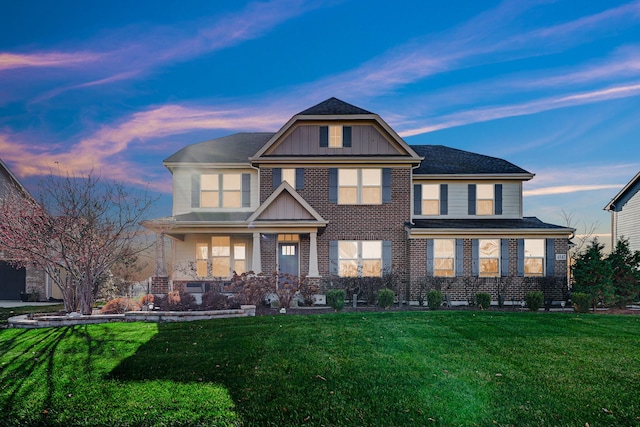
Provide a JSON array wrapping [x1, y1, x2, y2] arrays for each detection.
[[329, 168, 338, 203], [517, 239, 524, 277], [471, 239, 479, 276], [440, 184, 448, 215], [242, 174, 251, 207], [495, 184, 503, 215], [414, 184, 422, 215], [272, 168, 282, 189], [456, 239, 465, 277], [191, 174, 200, 208], [382, 240, 392, 274], [546, 239, 555, 277], [501, 239, 509, 276], [343, 126, 352, 147], [295, 168, 305, 190], [319, 126, 328, 147], [382, 168, 392, 203], [329, 241, 338, 276], [426, 239, 434, 276], [468, 184, 476, 215]]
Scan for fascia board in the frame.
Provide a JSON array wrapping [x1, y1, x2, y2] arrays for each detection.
[[406, 227, 575, 238], [412, 173, 535, 181]]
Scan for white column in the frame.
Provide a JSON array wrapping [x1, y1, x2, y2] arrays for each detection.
[[155, 231, 167, 277], [308, 231, 320, 277], [252, 232, 262, 274]]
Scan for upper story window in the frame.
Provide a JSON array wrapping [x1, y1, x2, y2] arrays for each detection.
[[320, 125, 352, 148], [282, 169, 296, 187], [479, 239, 500, 277], [422, 184, 440, 215], [468, 184, 502, 216], [338, 240, 382, 277], [338, 169, 381, 205], [477, 184, 494, 215], [192, 173, 250, 209], [524, 239, 545, 276], [272, 168, 304, 190], [434, 239, 455, 277]]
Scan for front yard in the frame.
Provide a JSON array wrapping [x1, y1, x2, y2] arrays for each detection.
[[1, 310, 639, 426]]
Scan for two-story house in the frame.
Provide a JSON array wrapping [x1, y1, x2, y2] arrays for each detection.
[[144, 98, 573, 305], [604, 171, 640, 253]]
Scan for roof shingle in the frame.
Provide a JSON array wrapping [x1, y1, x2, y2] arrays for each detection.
[[412, 145, 530, 175], [297, 97, 373, 116]]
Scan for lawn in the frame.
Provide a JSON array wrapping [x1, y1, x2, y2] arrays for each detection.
[[1, 310, 639, 426]]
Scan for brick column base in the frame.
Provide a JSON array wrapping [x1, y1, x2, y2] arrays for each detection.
[[151, 276, 169, 294]]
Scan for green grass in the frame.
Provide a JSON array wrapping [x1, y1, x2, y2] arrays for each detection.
[[0, 304, 65, 327], [1, 311, 640, 426]]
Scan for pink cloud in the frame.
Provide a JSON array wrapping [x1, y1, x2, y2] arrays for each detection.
[[0, 52, 101, 71]]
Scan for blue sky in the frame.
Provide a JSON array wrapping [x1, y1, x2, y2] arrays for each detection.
[[1, 0, 639, 245]]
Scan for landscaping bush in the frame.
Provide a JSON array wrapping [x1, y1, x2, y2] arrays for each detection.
[[525, 291, 544, 311], [100, 297, 141, 314], [326, 289, 346, 311], [140, 294, 154, 306], [155, 291, 198, 311], [201, 290, 232, 310], [475, 292, 491, 310], [427, 290, 443, 310], [571, 292, 591, 313], [377, 288, 395, 309]]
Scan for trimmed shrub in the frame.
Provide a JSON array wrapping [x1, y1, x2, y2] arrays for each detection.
[[326, 289, 346, 311], [100, 298, 141, 314], [571, 292, 591, 313], [476, 292, 491, 310], [377, 288, 395, 309], [427, 290, 443, 310], [155, 291, 198, 311], [525, 291, 544, 312], [201, 290, 232, 310]]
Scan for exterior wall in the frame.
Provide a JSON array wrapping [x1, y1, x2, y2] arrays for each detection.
[[615, 192, 640, 253], [25, 264, 47, 300], [269, 124, 402, 156]]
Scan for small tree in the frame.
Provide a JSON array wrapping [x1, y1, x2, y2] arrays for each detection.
[[607, 237, 640, 308], [0, 171, 156, 314], [571, 238, 614, 311]]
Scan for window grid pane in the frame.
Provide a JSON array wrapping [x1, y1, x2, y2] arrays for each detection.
[[329, 125, 342, 148], [434, 239, 455, 277], [338, 241, 382, 278], [479, 239, 500, 277], [282, 169, 295, 187]]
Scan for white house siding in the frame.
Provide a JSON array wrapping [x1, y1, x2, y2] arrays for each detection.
[[615, 192, 640, 253]]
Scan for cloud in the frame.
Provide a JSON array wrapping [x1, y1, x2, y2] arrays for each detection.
[[0, 52, 102, 71], [524, 184, 623, 197]]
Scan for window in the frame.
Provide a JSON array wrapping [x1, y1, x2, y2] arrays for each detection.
[[281, 169, 296, 187], [200, 174, 242, 208], [477, 184, 494, 215], [205, 236, 247, 278], [479, 239, 500, 277], [434, 239, 455, 277], [338, 169, 382, 205], [320, 126, 352, 148], [338, 241, 382, 277], [196, 243, 208, 277], [329, 125, 342, 148], [422, 184, 439, 215], [524, 239, 545, 276]]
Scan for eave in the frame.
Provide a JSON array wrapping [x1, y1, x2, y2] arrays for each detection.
[[406, 226, 575, 238], [412, 173, 535, 181]]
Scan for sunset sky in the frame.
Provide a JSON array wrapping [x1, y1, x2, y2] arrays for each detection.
[[2, 0, 639, 245]]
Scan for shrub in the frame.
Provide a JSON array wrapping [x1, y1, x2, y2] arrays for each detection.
[[326, 289, 346, 311], [155, 291, 198, 311], [475, 292, 491, 310], [525, 291, 544, 312], [377, 288, 395, 309], [100, 297, 141, 314], [427, 290, 443, 310], [140, 294, 154, 306], [571, 292, 591, 313], [201, 290, 231, 310]]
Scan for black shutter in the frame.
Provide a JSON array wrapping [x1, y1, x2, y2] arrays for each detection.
[[320, 126, 328, 147], [468, 184, 476, 215], [272, 168, 282, 189], [329, 168, 338, 203], [440, 184, 448, 215], [295, 168, 304, 190], [343, 126, 352, 147], [242, 174, 251, 207], [495, 184, 503, 215], [382, 168, 391, 203], [414, 184, 422, 215], [191, 174, 200, 208]]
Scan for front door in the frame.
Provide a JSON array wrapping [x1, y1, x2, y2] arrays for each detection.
[[278, 243, 299, 287]]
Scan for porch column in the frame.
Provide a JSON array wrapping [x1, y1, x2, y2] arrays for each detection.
[[308, 231, 320, 277], [252, 232, 262, 274], [155, 231, 167, 277]]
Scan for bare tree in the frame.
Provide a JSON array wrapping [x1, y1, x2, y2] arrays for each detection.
[[0, 171, 157, 314], [559, 209, 599, 260]]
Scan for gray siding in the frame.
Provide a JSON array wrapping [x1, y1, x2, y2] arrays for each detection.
[[270, 125, 403, 156], [615, 191, 640, 253], [259, 192, 314, 220]]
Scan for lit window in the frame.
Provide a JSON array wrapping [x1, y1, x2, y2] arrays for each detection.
[[278, 234, 300, 242], [434, 239, 455, 277], [422, 184, 440, 215], [525, 239, 545, 276], [233, 243, 246, 274], [477, 184, 494, 215], [338, 169, 381, 205], [211, 236, 231, 277], [281, 169, 295, 188], [338, 241, 382, 277], [329, 125, 343, 148], [479, 239, 500, 277], [196, 243, 208, 277], [200, 174, 241, 208]]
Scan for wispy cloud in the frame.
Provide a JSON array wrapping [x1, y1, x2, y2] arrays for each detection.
[[0, 52, 102, 71], [524, 184, 623, 197]]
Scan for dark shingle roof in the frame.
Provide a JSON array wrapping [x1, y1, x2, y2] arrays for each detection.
[[297, 97, 373, 116], [411, 145, 530, 175], [164, 132, 274, 164], [408, 217, 568, 230]]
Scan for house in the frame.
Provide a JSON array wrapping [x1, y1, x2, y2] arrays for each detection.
[[143, 98, 574, 305], [0, 159, 55, 301], [604, 171, 640, 253]]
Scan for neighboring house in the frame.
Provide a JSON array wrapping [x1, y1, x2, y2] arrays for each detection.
[[144, 98, 574, 304], [0, 159, 54, 301], [604, 171, 640, 253]]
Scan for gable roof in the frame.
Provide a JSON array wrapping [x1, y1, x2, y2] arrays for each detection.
[[164, 132, 273, 166], [297, 97, 373, 116], [0, 158, 32, 198], [407, 217, 574, 236], [604, 171, 640, 212], [247, 182, 327, 225], [411, 145, 533, 178]]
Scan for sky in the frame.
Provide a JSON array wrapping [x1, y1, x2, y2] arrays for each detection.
[[1, 0, 639, 248]]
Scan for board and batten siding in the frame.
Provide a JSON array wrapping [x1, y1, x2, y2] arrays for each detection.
[[172, 168, 259, 216], [413, 181, 522, 219], [269, 124, 403, 156], [615, 191, 640, 253]]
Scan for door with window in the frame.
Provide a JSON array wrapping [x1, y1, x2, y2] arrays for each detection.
[[278, 242, 299, 287]]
